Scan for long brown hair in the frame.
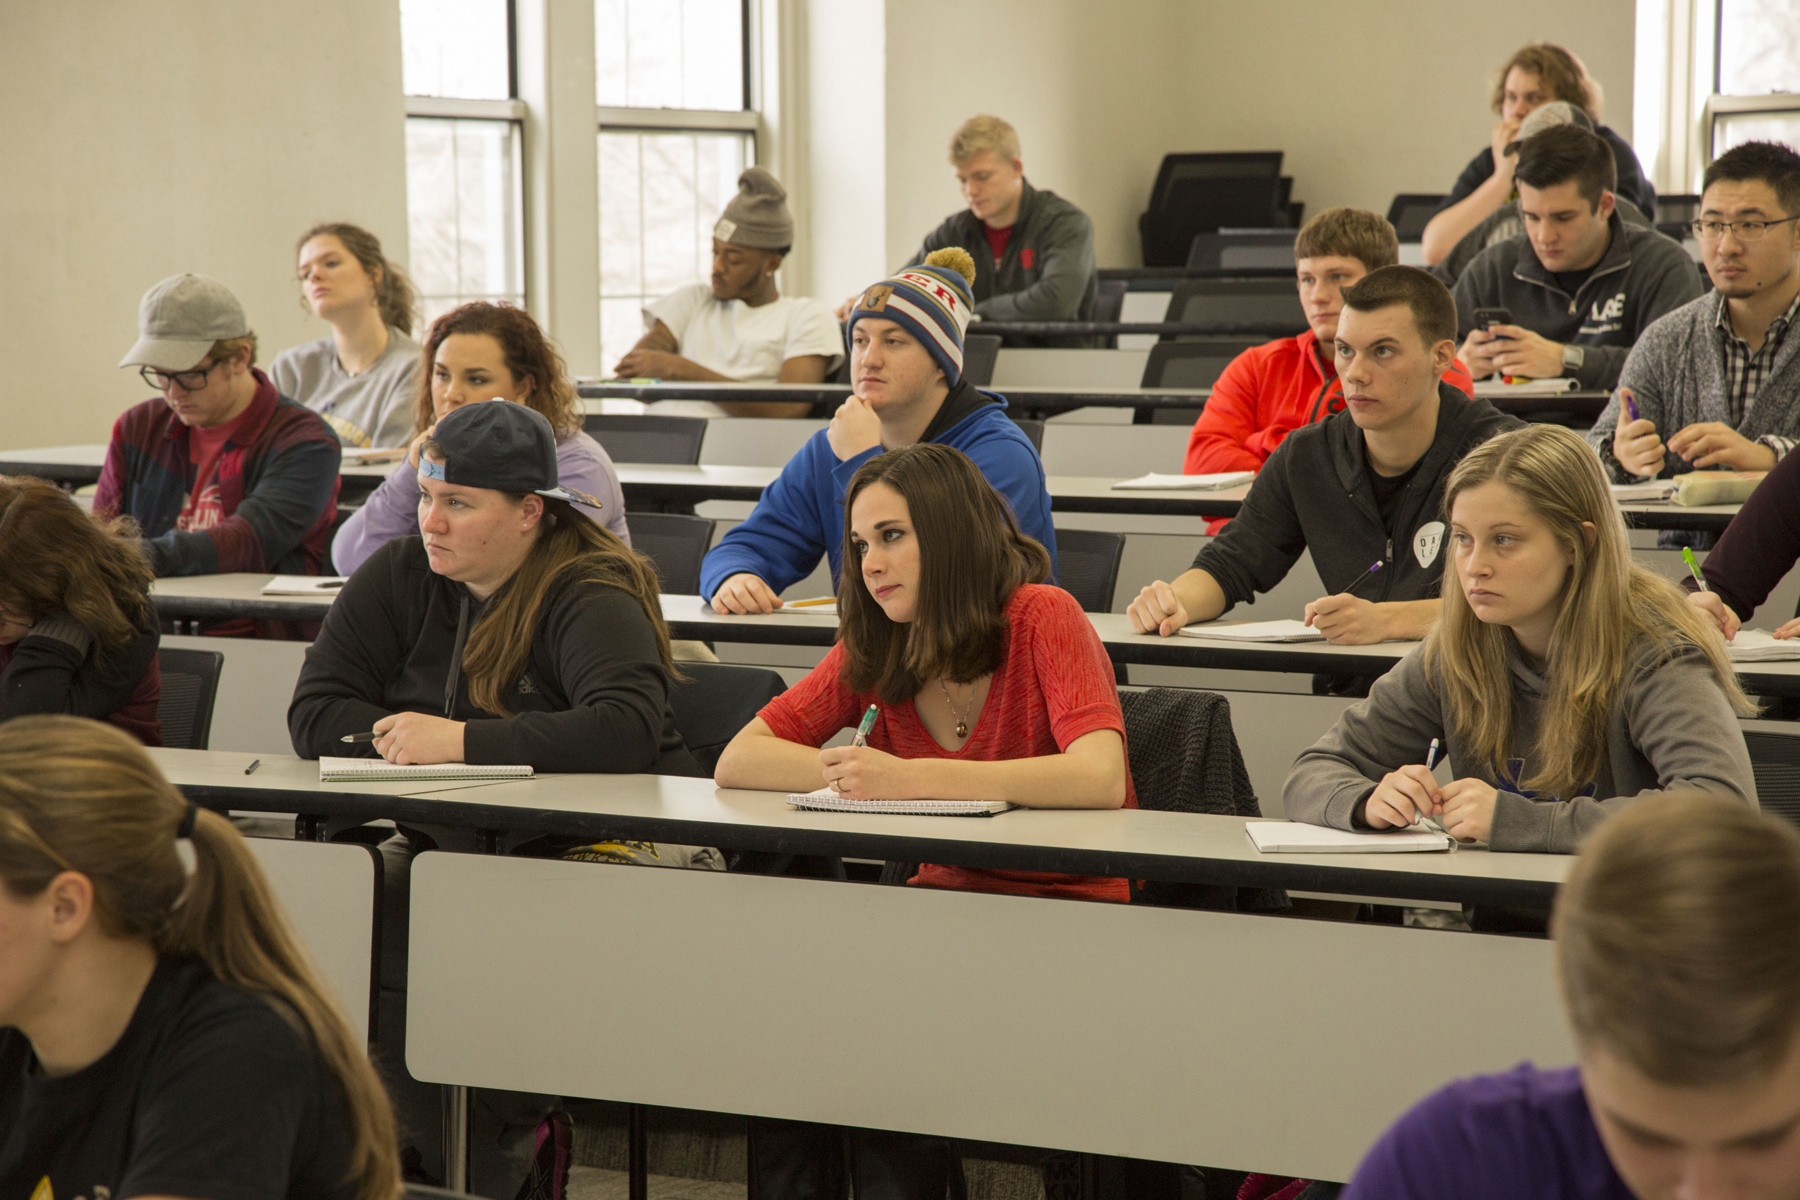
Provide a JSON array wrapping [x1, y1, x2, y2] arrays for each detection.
[[1492, 43, 1600, 118], [1425, 425, 1752, 799], [0, 476, 153, 652], [1554, 792, 1800, 1086], [296, 222, 419, 336], [412, 303, 582, 441], [838, 444, 1051, 705], [0, 716, 400, 1200], [454, 495, 677, 716]]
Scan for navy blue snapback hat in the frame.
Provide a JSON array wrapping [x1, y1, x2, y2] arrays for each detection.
[[419, 400, 600, 508]]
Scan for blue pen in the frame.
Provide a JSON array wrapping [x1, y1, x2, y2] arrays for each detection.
[[1623, 389, 1641, 423]]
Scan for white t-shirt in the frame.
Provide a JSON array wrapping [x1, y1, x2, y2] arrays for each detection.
[[644, 285, 843, 383]]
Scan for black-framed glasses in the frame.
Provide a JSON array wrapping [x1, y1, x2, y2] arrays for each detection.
[[1690, 216, 1800, 241], [139, 360, 221, 392]]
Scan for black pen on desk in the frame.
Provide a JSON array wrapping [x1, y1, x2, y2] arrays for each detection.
[[244, 759, 261, 775], [340, 731, 379, 743]]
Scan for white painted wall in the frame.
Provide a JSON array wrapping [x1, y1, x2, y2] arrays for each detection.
[[0, 1, 408, 451]]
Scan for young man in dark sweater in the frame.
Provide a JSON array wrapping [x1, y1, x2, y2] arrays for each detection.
[[1128, 266, 1521, 645]]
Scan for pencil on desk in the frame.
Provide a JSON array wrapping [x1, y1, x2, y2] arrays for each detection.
[[788, 597, 837, 607]]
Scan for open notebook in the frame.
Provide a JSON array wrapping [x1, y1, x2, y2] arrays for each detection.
[[1178, 619, 1323, 643], [1246, 821, 1453, 853], [262, 575, 348, 595], [318, 756, 534, 783], [1728, 630, 1800, 662], [1112, 471, 1253, 491], [787, 787, 1014, 817]]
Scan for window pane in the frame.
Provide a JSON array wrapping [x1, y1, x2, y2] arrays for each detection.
[[1715, 110, 1800, 158], [407, 117, 526, 325], [597, 130, 752, 370], [401, 0, 511, 100], [596, 0, 744, 111], [1719, 0, 1800, 96]]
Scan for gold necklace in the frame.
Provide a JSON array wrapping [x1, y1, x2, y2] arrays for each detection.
[[937, 679, 972, 739]]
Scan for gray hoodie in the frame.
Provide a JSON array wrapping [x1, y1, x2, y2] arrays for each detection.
[[1283, 637, 1756, 853]]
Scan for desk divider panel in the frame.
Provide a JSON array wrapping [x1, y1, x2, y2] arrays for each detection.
[[406, 852, 1572, 1182], [246, 837, 379, 1044]]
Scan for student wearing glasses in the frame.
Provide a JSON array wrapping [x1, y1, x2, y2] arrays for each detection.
[[101, 275, 342, 577], [1589, 141, 1800, 481]]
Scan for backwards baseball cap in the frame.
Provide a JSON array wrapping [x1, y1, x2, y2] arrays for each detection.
[[118, 274, 250, 371], [1510, 100, 1596, 151], [714, 167, 794, 251], [420, 400, 602, 509], [845, 247, 978, 386]]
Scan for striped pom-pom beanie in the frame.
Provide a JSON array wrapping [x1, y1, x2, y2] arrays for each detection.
[[846, 247, 978, 385]]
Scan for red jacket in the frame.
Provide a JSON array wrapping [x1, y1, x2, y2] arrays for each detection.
[[1184, 330, 1475, 532]]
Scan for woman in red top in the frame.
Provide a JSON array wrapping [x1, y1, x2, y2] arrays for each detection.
[[716, 441, 1134, 902]]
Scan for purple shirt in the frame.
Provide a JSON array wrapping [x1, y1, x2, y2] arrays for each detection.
[[332, 429, 631, 575], [1343, 1064, 1633, 1200]]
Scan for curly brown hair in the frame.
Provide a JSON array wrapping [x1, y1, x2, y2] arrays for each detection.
[[0, 476, 153, 652], [411, 303, 582, 441], [1491, 43, 1600, 118]]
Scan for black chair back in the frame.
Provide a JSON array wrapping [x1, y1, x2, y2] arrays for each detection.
[[1386, 193, 1448, 242], [1163, 277, 1306, 335], [157, 648, 223, 750], [1138, 151, 1286, 267], [669, 662, 788, 775], [584, 414, 707, 464], [1094, 278, 1128, 323], [1655, 193, 1702, 240], [1747, 730, 1800, 829], [1054, 529, 1125, 613], [626, 512, 713, 595], [1186, 231, 1298, 273], [1010, 417, 1045, 453], [1141, 338, 1262, 389], [962, 333, 1001, 387]]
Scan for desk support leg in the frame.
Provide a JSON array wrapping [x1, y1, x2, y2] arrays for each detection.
[[445, 1085, 470, 1192], [628, 1103, 648, 1200]]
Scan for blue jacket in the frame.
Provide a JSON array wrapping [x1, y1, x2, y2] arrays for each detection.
[[700, 391, 1057, 598]]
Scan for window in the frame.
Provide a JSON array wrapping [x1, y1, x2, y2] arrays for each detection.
[[1706, 0, 1800, 165], [596, 0, 758, 371], [401, 0, 527, 325]]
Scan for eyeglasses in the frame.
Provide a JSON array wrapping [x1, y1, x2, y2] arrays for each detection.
[[139, 360, 222, 392], [1690, 216, 1800, 242]]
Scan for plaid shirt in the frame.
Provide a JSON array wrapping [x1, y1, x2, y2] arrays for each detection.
[[1716, 287, 1800, 460]]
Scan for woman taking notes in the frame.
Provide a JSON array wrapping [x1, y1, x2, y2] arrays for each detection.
[[0, 477, 161, 743], [1285, 423, 1755, 851], [0, 715, 398, 1199], [331, 302, 629, 574], [290, 400, 695, 775], [716, 442, 1133, 898]]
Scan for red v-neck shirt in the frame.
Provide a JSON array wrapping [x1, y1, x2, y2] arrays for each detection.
[[759, 584, 1135, 901]]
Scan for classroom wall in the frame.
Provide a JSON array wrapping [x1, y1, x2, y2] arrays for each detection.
[[0, 1, 409, 451]]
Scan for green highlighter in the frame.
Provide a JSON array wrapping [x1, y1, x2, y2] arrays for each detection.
[[1682, 547, 1708, 593], [852, 704, 879, 747]]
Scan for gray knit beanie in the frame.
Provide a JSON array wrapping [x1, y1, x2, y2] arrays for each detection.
[[714, 167, 793, 251]]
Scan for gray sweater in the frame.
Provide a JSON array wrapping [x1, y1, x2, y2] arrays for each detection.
[[1585, 289, 1800, 481], [1283, 638, 1755, 853]]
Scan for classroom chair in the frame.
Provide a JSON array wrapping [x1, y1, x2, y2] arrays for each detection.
[[156, 647, 224, 750], [668, 662, 787, 776], [1385, 194, 1447, 242], [1137, 151, 1288, 267], [1654, 193, 1701, 240], [1140, 337, 1264, 389], [625, 511, 714, 595], [1053, 529, 1125, 613], [1162, 277, 1307, 336], [963, 332, 1001, 387], [1746, 728, 1800, 830], [1185, 231, 1298, 274], [584, 413, 708, 464], [1010, 417, 1045, 453]]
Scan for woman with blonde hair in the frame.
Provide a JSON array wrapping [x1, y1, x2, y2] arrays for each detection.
[[0, 476, 161, 743], [1285, 423, 1755, 852], [0, 714, 399, 1199], [273, 222, 422, 450]]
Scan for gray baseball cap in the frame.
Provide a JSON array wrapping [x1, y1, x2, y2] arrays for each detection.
[[118, 274, 250, 371]]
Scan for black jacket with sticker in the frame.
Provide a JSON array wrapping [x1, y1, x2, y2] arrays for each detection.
[[1451, 210, 1704, 390], [1192, 383, 1523, 612], [906, 179, 1098, 322]]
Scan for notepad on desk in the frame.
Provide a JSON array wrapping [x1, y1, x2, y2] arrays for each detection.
[[318, 757, 534, 783], [1178, 619, 1323, 643], [1472, 378, 1575, 398], [1246, 821, 1452, 853], [1111, 471, 1254, 491], [786, 787, 1014, 816], [1610, 481, 1677, 503], [1727, 630, 1800, 662], [262, 575, 348, 595]]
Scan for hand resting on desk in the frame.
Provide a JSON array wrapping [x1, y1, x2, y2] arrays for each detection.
[[371, 711, 466, 765], [712, 573, 784, 615], [1364, 765, 1492, 842]]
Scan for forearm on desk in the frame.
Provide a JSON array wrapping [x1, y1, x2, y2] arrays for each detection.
[[907, 730, 1127, 809], [1173, 568, 1228, 624], [715, 720, 829, 791], [1377, 599, 1442, 641]]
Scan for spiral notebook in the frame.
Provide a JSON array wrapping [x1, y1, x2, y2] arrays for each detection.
[[318, 756, 534, 783], [786, 787, 1014, 816]]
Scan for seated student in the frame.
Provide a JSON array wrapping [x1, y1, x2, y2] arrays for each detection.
[[332, 300, 630, 575], [1591, 140, 1800, 482], [0, 714, 399, 1200], [614, 167, 840, 418], [1185, 207, 1476, 532], [0, 478, 160, 744], [291, 399, 695, 775], [1285, 424, 1755, 853], [1422, 42, 1654, 265], [840, 115, 1097, 325], [1687, 443, 1800, 643], [1343, 793, 1800, 1199], [702, 249, 1057, 614], [1453, 124, 1702, 392], [715, 441, 1131, 1198], [1129, 266, 1521, 648], [272, 221, 422, 450], [102, 274, 341, 577]]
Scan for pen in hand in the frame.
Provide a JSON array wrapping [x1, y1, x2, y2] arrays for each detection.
[[1682, 547, 1708, 593], [1412, 738, 1454, 840], [851, 704, 878, 748], [340, 731, 380, 743], [1343, 559, 1384, 597]]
